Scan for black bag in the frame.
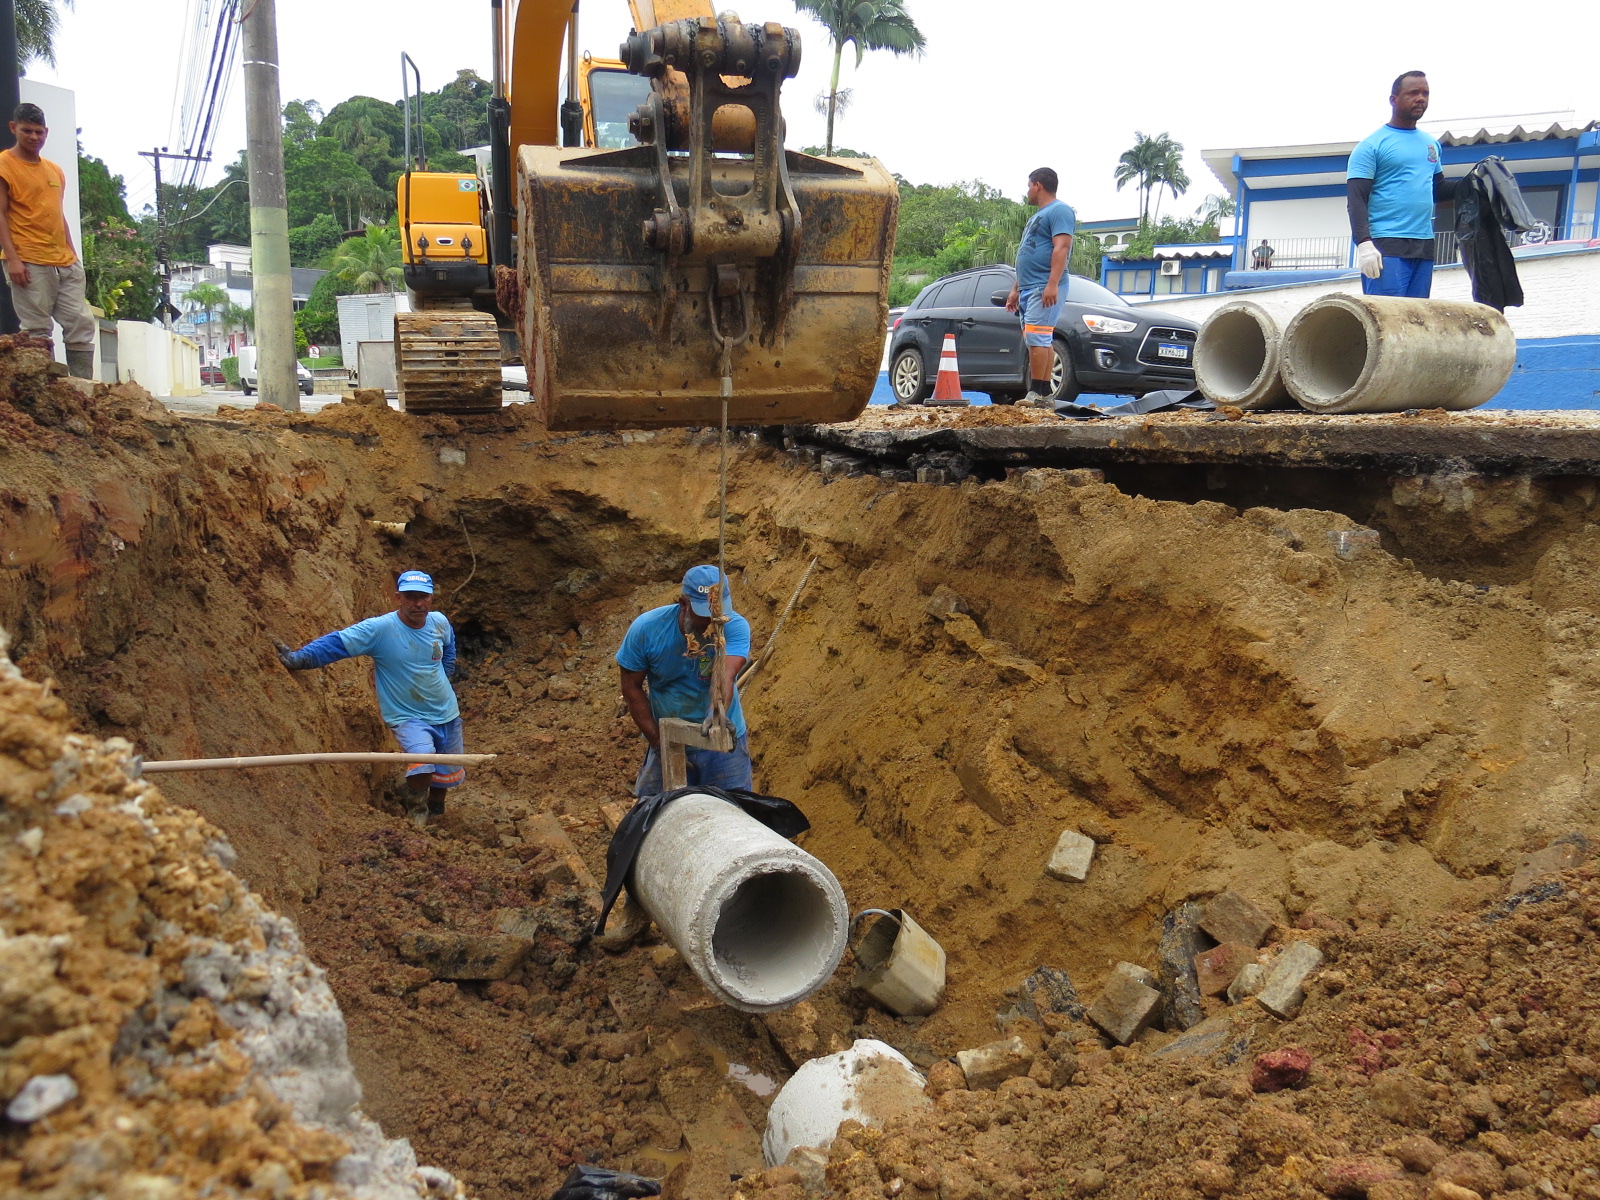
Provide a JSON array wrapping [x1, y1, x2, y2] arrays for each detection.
[[1455, 156, 1536, 312], [549, 1165, 661, 1200]]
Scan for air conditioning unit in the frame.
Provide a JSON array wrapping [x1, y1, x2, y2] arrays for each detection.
[[1159, 260, 1183, 277]]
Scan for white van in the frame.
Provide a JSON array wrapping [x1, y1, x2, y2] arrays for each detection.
[[236, 346, 314, 396]]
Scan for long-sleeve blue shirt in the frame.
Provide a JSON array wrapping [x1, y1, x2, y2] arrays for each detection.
[[286, 611, 458, 726]]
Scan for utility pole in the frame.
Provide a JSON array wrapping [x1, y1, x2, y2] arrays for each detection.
[[139, 147, 209, 330], [0, 0, 20, 335], [240, 0, 296, 412]]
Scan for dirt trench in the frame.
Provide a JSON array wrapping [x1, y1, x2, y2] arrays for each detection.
[[3, 358, 1600, 1200]]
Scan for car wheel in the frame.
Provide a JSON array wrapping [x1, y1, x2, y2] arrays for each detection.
[[241, 382, 253, 395], [890, 347, 930, 403], [1050, 337, 1081, 403]]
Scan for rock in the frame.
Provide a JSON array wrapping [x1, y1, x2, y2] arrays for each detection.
[[1383, 1135, 1448, 1173], [1194, 942, 1255, 997], [1228, 962, 1268, 1004], [924, 1060, 965, 1098], [517, 813, 600, 895], [1044, 829, 1096, 882], [1507, 831, 1590, 892], [955, 1036, 1032, 1090], [1016, 965, 1084, 1021], [1112, 961, 1158, 989], [1429, 1152, 1502, 1197], [5, 1073, 78, 1121], [1317, 1155, 1403, 1197], [546, 675, 582, 701], [1077, 1168, 1107, 1195], [1428, 1183, 1481, 1200], [1152, 1010, 1259, 1065], [1249, 1046, 1312, 1092], [347, 387, 386, 409], [1086, 973, 1161, 1046], [395, 931, 533, 981], [1157, 901, 1207, 1032], [1255, 941, 1324, 1017], [1474, 1132, 1519, 1165], [1191, 1160, 1236, 1197], [1368, 1184, 1421, 1200], [1548, 1095, 1600, 1137], [1200, 891, 1275, 948]]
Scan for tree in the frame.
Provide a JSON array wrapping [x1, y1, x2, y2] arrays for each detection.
[[298, 273, 343, 345], [16, 0, 71, 69], [322, 96, 407, 201], [184, 282, 228, 361], [326, 224, 403, 293], [288, 213, 345, 268], [1195, 193, 1235, 237], [421, 70, 491, 152], [794, 0, 925, 155], [1115, 131, 1190, 226], [82, 218, 156, 319], [283, 99, 324, 146], [284, 137, 378, 228]]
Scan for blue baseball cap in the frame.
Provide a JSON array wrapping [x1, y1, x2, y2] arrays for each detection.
[[682, 564, 732, 618], [397, 570, 434, 594]]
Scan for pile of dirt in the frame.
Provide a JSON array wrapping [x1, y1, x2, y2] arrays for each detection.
[[5, 356, 1600, 1198]]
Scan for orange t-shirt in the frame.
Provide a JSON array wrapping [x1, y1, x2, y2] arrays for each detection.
[[0, 150, 73, 266]]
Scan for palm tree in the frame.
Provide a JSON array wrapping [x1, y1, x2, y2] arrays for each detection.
[[327, 225, 403, 293], [16, 0, 72, 69], [184, 281, 228, 363], [1149, 139, 1190, 224], [221, 301, 253, 356], [795, 0, 926, 155], [1196, 193, 1235, 232]]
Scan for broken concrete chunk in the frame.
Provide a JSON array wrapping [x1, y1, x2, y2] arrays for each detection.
[[1199, 891, 1275, 949], [1507, 831, 1591, 894], [955, 1036, 1033, 1090], [1227, 962, 1268, 1005], [1045, 829, 1096, 882], [5, 1073, 78, 1122], [1157, 901, 1207, 1033], [1087, 973, 1161, 1046], [396, 931, 533, 981], [1152, 1009, 1259, 1065], [1016, 965, 1084, 1022], [1112, 961, 1158, 989], [1254, 941, 1324, 1017], [1194, 941, 1255, 998]]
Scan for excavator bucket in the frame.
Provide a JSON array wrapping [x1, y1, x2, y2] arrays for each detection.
[[516, 17, 897, 431]]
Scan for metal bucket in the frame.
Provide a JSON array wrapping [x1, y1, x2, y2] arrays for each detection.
[[850, 908, 946, 1017]]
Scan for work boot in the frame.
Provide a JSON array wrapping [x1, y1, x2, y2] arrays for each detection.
[[1015, 392, 1054, 410], [66, 349, 95, 380]]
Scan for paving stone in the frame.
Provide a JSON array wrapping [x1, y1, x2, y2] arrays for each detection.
[[1152, 1010, 1259, 1065], [1112, 961, 1157, 989], [1199, 891, 1275, 949], [396, 931, 533, 981], [1254, 941, 1324, 1017], [1016, 965, 1084, 1022], [1157, 901, 1207, 1032], [1086, 973, 1161, 1045], [956, 1036, 1033, 1090], [1045, 829, 1096, 882], [1194, 941, 1255, 997], [1227, 962, 1268, 1005]]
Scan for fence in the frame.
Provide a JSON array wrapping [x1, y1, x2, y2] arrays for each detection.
[[1242, 237, 1349, 271]]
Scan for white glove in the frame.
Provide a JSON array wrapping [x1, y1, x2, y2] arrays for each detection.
[[1356, 241, 1384, 279]]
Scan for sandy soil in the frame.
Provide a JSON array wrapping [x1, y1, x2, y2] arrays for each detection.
[[3, 342, 1599, 1198]]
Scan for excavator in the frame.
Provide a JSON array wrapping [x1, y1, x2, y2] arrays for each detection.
[[393, 0, 898, 429]]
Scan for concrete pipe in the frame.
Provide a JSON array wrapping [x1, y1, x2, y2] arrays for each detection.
[[630, 793, 848, 1013], [1194, 300, 1294, 410], [1281, 294, 1516, 414]]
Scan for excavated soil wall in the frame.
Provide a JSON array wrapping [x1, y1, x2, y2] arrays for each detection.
[[3, 361, 1599, 1199]]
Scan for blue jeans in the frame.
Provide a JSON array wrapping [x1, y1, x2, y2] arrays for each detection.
[[392, 717, 466, 788], [634, 732, 752, 796], [1362, 255, 1433, 298]]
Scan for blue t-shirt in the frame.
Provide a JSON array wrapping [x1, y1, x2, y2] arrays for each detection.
[[337, 611, 459, 726], [1347, 125, 1443, 241], [1015, 199, 1077, 290], [616, 604, 751, 738]]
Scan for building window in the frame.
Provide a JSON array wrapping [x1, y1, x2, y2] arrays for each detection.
[[1183, 266, 1203, 292]]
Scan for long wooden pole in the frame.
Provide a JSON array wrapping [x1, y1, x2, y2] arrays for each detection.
[[140, 752, 496, 774]]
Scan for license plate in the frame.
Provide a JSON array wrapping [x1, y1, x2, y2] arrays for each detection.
[[1157, 342, 1190, 360]]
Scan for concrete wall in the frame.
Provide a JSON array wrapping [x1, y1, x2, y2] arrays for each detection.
[[115, 322, 202, 397], [1137, 246, 1600, 409], [1244, 195, 1348, 244]]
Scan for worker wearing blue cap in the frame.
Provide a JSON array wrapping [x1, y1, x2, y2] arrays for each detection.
[[617, 564, 753, 794], [275, 569, 464, 827]]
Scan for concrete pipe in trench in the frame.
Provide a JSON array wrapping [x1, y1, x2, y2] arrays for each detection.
[[630, 793, 849, 1013], [1194, 299, 1294, 410], [1281, 294, 1516, 414]]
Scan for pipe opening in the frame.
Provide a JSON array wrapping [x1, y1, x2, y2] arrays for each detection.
[[711, 866, 839, 1005], [1196, 309, 1271, 399], [1288, 304, 1369, 403]]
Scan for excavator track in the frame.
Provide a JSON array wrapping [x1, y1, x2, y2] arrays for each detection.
[[394, 309, 503, 415]]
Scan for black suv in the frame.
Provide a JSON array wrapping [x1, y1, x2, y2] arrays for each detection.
[[888, 265, 1198, 404]]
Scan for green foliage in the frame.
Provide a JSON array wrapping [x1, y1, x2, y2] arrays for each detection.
[[78, 148, 131, 227], [285, 138, 378, 228], [1114, 131, 1190, 225], [288, 214, 346, 268], [795, 0, 925, 154], [1119, 216, 1217, 261], [298, 274, 344, 344], [417, 70, 491, 152], [326, 224, 403, 293], [78, 146, 158, 320], [295, 322, 309, 356], [800, 145, 873, 158], [1071, 231, 1102, 280], [221, 356, 239, 388], [16, 0, 70, 69], [894, 179, 1018, 260], [283, 100, 324, 147], [322, 95, 408, 199]]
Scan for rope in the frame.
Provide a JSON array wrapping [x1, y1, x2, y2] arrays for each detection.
[[736, 555, 817, 688], [450, 512, 477, 599]]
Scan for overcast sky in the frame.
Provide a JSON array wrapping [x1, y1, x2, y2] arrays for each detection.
[[30, 0, 1600, 224]]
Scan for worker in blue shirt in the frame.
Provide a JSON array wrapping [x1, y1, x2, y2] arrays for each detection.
[[276, 569, 464, 828], [1005, 166, 1076, 410], [1347, 70, 1453, 298], [616, 564, 752, 795]]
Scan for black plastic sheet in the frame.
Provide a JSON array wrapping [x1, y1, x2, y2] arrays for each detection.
[[549, 1165, 661, 1200]]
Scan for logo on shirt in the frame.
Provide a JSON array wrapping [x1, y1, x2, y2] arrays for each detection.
[[1426, 145, 1439, 164], [431, 640, 443, 661]]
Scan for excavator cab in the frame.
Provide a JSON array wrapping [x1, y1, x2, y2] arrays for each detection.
[[517, 15, 898, 430]]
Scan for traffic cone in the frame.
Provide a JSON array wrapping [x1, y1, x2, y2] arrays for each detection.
[[928, 332, 968, 405]]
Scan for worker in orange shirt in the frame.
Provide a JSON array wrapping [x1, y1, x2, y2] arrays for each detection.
[[0, 103, 97, 379]]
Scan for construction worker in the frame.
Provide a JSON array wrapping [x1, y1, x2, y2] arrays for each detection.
[[1005, 166, 1076, 410], [275, 570, 464, 827], [0, 103, 98, 379], [617, 565, 752, 795]]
